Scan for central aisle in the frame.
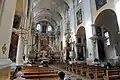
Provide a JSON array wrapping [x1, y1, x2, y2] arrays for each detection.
[[49, 65, 89, 80]]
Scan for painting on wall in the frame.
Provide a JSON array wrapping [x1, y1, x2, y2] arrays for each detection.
[[95, 0, 107, 10], [9, 32, 19, 62], [13, 14, 21, 29], [76, 8, 82, 25]]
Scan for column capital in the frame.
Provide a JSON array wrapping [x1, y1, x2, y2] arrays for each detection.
[[24, 40, 28, 44]]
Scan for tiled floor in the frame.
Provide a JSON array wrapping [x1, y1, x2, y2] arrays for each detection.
[[49, 65, 89, 80]]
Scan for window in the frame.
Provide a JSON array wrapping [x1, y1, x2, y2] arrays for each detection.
[[104, 32, 110, 46], [77, 0, 81, 4], [36, 24, 41, 32], [47, 25, 52, 31], [78, 0, 81, 3]]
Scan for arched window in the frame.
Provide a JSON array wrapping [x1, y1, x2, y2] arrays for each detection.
[[47, 25, 52, 31], [36, 24, 41, 32], [104, 32, 110, 46]]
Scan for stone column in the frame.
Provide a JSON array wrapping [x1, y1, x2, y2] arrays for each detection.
[[55, 35, 59, 51], [49, 36, 52, 50], [0, 0, 17, 57], [24, 44, 28, 61], [61, 13, 67, 61], [0, 0, 17, 69], [16, 35, 24, 65], [83, 0, 94, 60], [106, 45, 117, 61], [38, 39, 40, 53], [91, 25, 99, 59], [69, 1, 77, 60], [81, 37, 86, 58]]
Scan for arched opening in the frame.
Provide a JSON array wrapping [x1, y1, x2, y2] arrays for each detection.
[[94, 9, 120, 61], [9, 13, 21, 62], [76, 26, 86, 60], [9, 32, 19, 62]]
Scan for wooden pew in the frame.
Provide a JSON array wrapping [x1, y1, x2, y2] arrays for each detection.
[[75, 64, 82, 74], [54, 62, 120, 80], [103, 67, 120, 80], [71, 63, 77, 73], [24, 71, 57, 75], [85, 65, 107, 80], [87, 66, 120, 80], [22, 66, 58, 80], [22, 67, 54, 72], [24, 74, 58, 79], [75, 64, 87, 76]]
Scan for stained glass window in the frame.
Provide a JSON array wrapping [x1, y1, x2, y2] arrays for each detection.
[[104, 32, 110, 46], [36, 24, 41, 32]]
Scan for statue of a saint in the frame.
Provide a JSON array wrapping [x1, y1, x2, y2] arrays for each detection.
[[2, 44, 7, 54]]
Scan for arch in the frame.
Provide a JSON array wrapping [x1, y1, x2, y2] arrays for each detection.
[[34, 15, 57, 27], [95, 9, 120, 44], [94, 9, 120, 60], [77, 26, 86, 38], [76, 26, 86, 60], [33, 8, 62, 21], [9, 32, 19, 62]]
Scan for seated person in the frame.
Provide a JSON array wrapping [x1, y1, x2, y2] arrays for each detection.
[[42, 61, 48, 67], [58, 71, 65, 80], [106, 62, 112, 68], [14, 67, 25, 80], [30, 60, 35, 64], [14, 72, 25, 80], [94, 58, 100, 66]]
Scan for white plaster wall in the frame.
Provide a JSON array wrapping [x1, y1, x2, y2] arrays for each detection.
[[91, 0, 115, 23], [106, 45, 117, 60], [75, 1, 84, 32], [115, 42, 120, 56], [16, 35, 24, 65], [114, 0, 120, 31], [59, 11, 69, 61], [82, 0, 94, 58], [68, 1, 78, 58], [0, 0, 17, 57]]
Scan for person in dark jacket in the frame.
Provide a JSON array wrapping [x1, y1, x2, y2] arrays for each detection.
[[58, 71, 65, 80]]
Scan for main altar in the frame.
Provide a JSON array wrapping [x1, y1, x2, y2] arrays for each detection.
[[28, 21, 60, 64]]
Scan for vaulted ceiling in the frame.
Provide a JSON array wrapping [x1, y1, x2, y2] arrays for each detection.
[[32, 0, 69, 27]]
